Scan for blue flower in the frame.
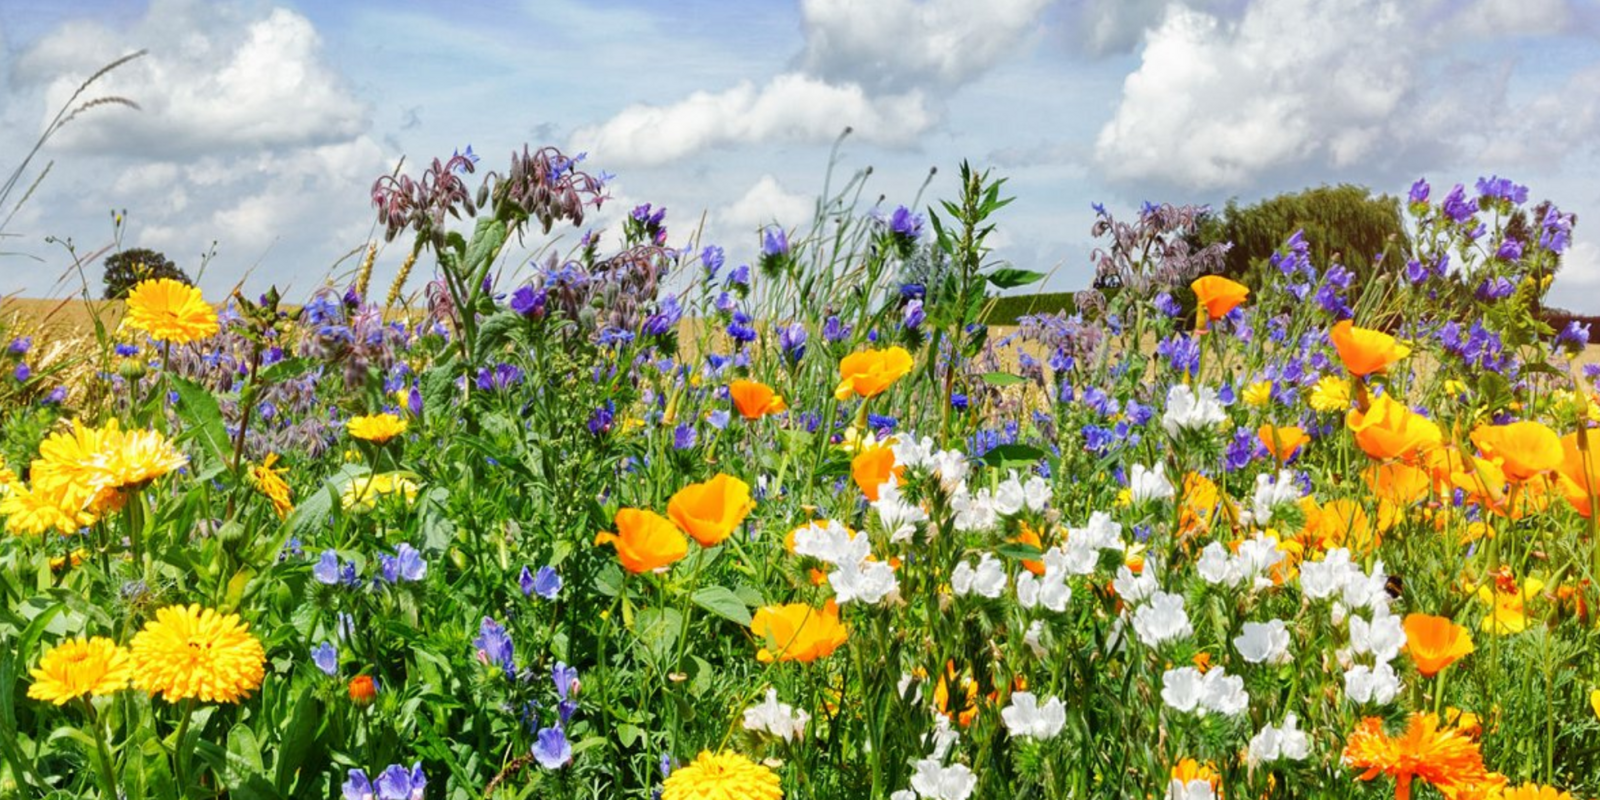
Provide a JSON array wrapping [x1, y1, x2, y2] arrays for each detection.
[[474, 617, 516, 679], [822, 315, 852, 343], [902, 300, 925, 331], [43, 386, 67, 405], [312, 641, 338, 677], [707, 409, 731, 430], [343, 769, 374, 800], [13, 363, 31, 382], [672, 423, 698, 450], [950, 392, 969, 411], [510, 285, 547, 319], [888, 206, 924, 241], [552, 662, 580, 700], [526, 566, 562, 600], [7, 336, 32, 355], [313, 550, 342, 585], [1408, 178, 1430, 205], [701, 245, 725, 279], [588, 401, 616, 436], [380, 543, 427, 583], [114, 342, 139, 357], [531, 727, 573, 770], [374, 763, 426, 800], [761, 227, 789, 257], [777, 322, 808, 363]]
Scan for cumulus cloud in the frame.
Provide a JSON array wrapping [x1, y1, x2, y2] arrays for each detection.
[[15, 0, 367, 158], [571, 73, 932, 167], [717, 175, 816, 234], [798, 0, 1053, 92]]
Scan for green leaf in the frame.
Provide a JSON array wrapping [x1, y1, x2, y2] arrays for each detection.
[[994, 542, 1044, 562], [986, 268, 1045, 289], [980, 372, 1026, 388], [170, 375, 231, 469], [464, 217, 508, 273], [691, 585, 752, 626], [633, 607, 683, 663], [257, 357, 313, 385], [980, 443, 1049, 469]]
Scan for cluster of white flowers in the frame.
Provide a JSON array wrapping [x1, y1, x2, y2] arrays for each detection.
[[1161, 665, 1249, 717], [1233, 619, 1292, 665], [873, 480, 928, 543], [994, 471, 1051, 515], [1130, 590, 1193, 648], [950, 553, 1007, 599], [1162, 384, 1227, 436], [891, 436, 969, 495], [1128, 462, 1175, 503], [1015, 549, 1073, 612], [892, 716, 973, 800], [1300, 547, 1405, 704], [1247, 713, 1310, 766], [792, 520, 898, 605], [1249, 469, 1303, 525], [1196, 535, 1285, 591], [999, 691, 1066, 740], [1168, 778, 1217, 800], [741, 688, 810, 742]]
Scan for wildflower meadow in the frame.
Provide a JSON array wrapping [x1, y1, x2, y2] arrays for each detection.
[[4, 137, 1600, 800]]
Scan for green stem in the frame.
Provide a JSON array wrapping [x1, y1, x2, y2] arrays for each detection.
[[82, 698, 120, 800]]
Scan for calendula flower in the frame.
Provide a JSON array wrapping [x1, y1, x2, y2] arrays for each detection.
[[340, 472, 419, 512], [347, 413, 408, 444], [750, 600, 847, 663], [349, 675, 378, 706], [1347, 394, 1441, 462], [1258, 424, 1309, 462], [1476, 576, 1543, 634], [27, 637, 133, 704], [667, 473, 755, 547], [248, 453, 294, 519], [1590, 689, 1600, 720], [1309, 375, 1352, 413], [851, 443, 902, 502], [729, 379, 787, 420], [129, 604, 267, 703], [1242, 380, 1273, 407], [1190, 275, 1249, 322], [1, 480, 91, 535], [1402, 613, 1474, 677], [1330, 320, 1411, 377], [1499, 784, 1576, 800], [1342, 713, 1501, 800], [123, 278, 219, 344], [595, 508, 688, 573], [835, 346, 913, 401], [661, 751, 782, 800], [1470, 421, 1562, 483]]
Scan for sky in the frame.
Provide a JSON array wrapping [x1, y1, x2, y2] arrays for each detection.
[[2, 0, 1599, 310]]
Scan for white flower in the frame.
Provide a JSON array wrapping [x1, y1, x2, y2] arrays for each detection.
[[1342, 559, 1392, 613], [1129, 462, 1175, 503], [1234, 619, 1291, 665], [1168, 779, 1216, 800], [1113, 565, 1156, 604], [1162, 384, 1227, 436], [1132, 591, 1192, 648], [874, 481, 928, 543], [926, 714, 960, 761], [1161, 666, 1205, 713], [1299, 548, 1355, 601], [1023, 620, 1047, 658], [892, 436, 934, 470], [1248, 713, 1310, 766], [792, 520, 867, 566], [1162, 666, 1249, 717], [1000, 692, 1066, 740], [951, 554, 1006, 599], [831, 559, 898, 605], [1344, 661, 1401, 704], [742, 689, 810, 742], [951, 488, 998, 532], [1015, 571, 1040, 609], [1349, 609, 1406, 663], [1196, 542, 1241, 587], [1235, 535, 1286, 589], [993, 474, 1026, 516], [1068, 511, 1125, 552], [892, 792, 917, 800], [930, 449, 969, 493], [909, 759, 975, 800], [1022, 475, 1050, 512], [1250, 470, 1302, 525]]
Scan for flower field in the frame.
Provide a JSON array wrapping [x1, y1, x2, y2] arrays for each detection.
[[3, 150, 1600, 800]]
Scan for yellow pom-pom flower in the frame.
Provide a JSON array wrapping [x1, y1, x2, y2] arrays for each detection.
[[662, 751, 783, 800], [123, 278, 219, 344], [129, 604, 267, 704], [347, 413, 409, 444], [28, 637, 133, 704]]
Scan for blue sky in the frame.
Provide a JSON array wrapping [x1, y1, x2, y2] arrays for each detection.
[[3, 0, 1599, 310]]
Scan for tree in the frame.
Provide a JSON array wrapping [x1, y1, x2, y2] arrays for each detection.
[[102, 248, 191, 300], [1198, 184, 1409, 288]]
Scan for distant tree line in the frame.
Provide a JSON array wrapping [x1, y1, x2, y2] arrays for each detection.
[[102, 248, 192, 300]]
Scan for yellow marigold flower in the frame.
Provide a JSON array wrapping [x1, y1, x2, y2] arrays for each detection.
[[661, 751, 782, 800], [347, 413, 408, 444], [49, 548, 89, 573], [101, 425, 188, 489], [28, 637, 133, 704], [1, 480, 93, 536], [1308, 375, 1352, 413], [129, 604, 266, 703], [834, 346, 913, 401], [340, 472, 420, 512], [1342, 713, 1502, 800], [123, 278, 219, 344], [248, 454, 294, 519], [1590, 689, 1600, 720], [0, 456, 16, 492], [1500, 784, 1576, 800], [1242, 380, 1273, 407]]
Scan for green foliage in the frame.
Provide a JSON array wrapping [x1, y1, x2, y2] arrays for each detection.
[[983, 292, 1077, 325], [1200, 184, 1408, 288], [102, 248, 192, 300]]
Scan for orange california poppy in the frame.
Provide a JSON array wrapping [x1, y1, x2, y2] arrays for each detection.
[[1259, 424, 1310, 462], [1470, 421, 1563, 483], [1346, 394, 1441, 462], [851, 443, 902, 502], [667, 473, 755, 547], [1402, 614, 1475, 677], [835, 347, 914, 401], [1013, 522, 1047, 576], [1331, 320, 1412, 377], [729, 379, 788, 420], [750, 600, 848, 663], [1557, 430, 1600, 517], [1190, 275, 1249, 322], [1363, 462, 1432, 505], [595, 508, 689, 574], [1342, 713, 1502, 800]]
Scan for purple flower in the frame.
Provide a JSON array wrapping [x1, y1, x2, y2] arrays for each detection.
[[1153, 292, 1183, 318], [588, 401, 615, 436], [474, 617, 516, 679], [726, 311, 757, 345], [672, 422, 698, 450], [476, 363, 526, 392], [380, 543, 427, 583], [43, 386, 67, 405], [643, 295, 683, 337], [407, 387, 423, 417], [1475, 277, 1515, 302], [552, 662, 580, 700], [778, 323, 807, 363], [761, 227, 789, 257], [510, 285, 547, 319], [707, 409, 731, 430], [114, 343, 139, 357], [1441, 184, 1476, 224], [313, 550, 342, 585], [1495, 237, 1523, 263], [701, 245, 725, 279], [13, 363, 31, 382], [1540, 205, 1574, 254], [950, 392, 969, 411], [374, 763, 426, 800], [902, 299, 925, 331], [531, 727, 573, 770], [343, 769, 375, 800], [1408, 178, 1430, 205], [312, 641, 338, 677], [526, 566, 562, 600], [822, 315, 851, 343], [1404, 259, 1429, 285], [888, 206, 924, 241], [7, 336, 31, 355], [899, 282, 925, 300], [1476, 175, 1528, 205], [1555, 321, 1590, 355]]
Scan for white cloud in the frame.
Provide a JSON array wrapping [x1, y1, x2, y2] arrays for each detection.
[[798, 0, 1053, 92], [1555, 240, 1600, 293], [15, 0, 367, 158], [570, 73, 932, 167], [717, 175, 816, 235]]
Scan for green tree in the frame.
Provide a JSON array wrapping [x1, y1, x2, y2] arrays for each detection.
[[102, 247, 191, 300], [1200, 184, 1409, 287]]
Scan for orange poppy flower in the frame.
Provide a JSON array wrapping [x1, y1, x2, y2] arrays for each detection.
[[851, 443, 902, 502], [1258, 424, 1310, 462], [1363, 462, 1432, 504], [595, 508, 689, 574], [934, 661, 981, 727], [1556, 431, 1600, 518], [1013, 523, 1046, 576], [667, 474, 754, 547], [1342, 713, 1502, 800], [1331, 320, 1412, 377], [835, 347, 914, 401], [1309, 498, 1377, 553], [1470, 421, 1562, 483], [729, 379, 787, 420], [1402, 614, 1474, 677], [1346, 394, 1441, 462], [1190, 275, 1249, 322], [750, 600, 848, 663]]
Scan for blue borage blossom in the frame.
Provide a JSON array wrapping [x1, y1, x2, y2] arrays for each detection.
[[312, 642, 338, 677], [474, 617, 516, 679], [520, 565, 563, 600]]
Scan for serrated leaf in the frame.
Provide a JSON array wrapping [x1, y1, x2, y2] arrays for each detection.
[[171, 375, 231, 470]]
